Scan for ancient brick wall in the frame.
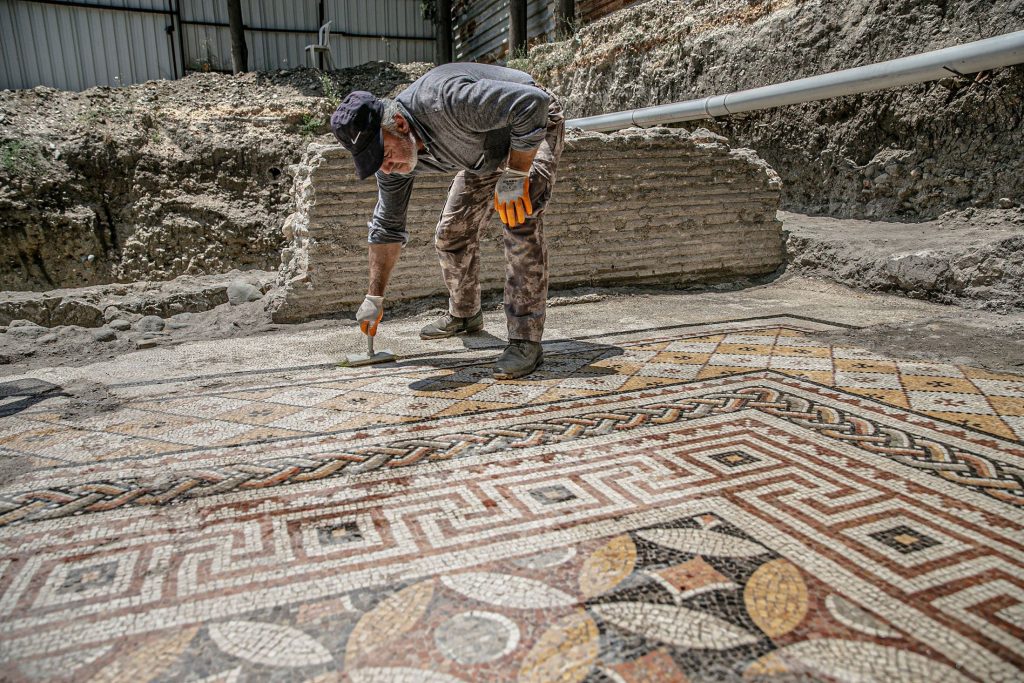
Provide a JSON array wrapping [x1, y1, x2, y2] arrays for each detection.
[[268, 127, 783, 323]]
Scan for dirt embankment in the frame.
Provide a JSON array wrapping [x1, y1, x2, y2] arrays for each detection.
[[515, 0, 1024, 220], [0, 63, 430, 292]]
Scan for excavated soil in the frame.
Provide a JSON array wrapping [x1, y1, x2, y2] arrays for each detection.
[[515, 0, 1024, 220], [0, 62, 430, 292]]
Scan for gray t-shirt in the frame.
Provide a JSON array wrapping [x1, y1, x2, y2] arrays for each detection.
[[368, 63, 551, 245]]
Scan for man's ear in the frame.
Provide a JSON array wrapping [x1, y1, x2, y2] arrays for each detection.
[[392, 113, 410, 135]]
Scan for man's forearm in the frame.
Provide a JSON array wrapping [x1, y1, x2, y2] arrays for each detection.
[[508, 147, 539, 173], [368, 243, 402, 296]]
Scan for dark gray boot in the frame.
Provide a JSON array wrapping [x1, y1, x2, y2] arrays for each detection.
[[420, 309, 484, 340], [494, 339, 543, 379]]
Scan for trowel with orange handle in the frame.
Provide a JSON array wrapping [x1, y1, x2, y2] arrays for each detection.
[[340, 295, 397, 367]]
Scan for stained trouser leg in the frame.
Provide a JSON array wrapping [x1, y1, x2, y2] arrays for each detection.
[[434, 170, 501, 318], [502, 105, 566, 343]]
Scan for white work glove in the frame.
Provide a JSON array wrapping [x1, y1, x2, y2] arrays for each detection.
[[493, 167, 532, 227], [356, 295, 384, 336]]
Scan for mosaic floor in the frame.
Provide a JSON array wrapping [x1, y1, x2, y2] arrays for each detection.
[[0, 315, 1022, 681]]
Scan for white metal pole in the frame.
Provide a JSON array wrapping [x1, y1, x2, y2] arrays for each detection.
[[568, 31, 1024, 132]]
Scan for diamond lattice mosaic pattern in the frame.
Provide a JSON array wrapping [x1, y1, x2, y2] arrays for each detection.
[[0, 316, 1022, 680]]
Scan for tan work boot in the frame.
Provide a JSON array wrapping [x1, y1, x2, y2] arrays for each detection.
[[420, 310, 484, 340], [494, 339, 543, 379]]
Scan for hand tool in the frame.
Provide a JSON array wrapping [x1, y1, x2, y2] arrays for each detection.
[[340, 298, 397, 367]]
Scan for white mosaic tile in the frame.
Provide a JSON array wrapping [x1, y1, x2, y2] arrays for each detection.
[[267, 408, 364, 432], [263, 387, 348, 407], [722, 334, 778, 345], [897, 362, 965, 378], [834, 371, 903, 390], [707, 354, 771, 369], [155, 396, 253, 418], [471, 384, 550, 404], [557, 375, 633, 391], [663, 341, 719, 353], [160, 420, 256, 446], [768, 356, 834, 371], [970, 379, 1024, 398], [635, 363, 703, 379], [1002, 415, 1024, 440], [379, 395, 460, 417], [832, 347, 894, 361], [906, 391, 996, 415]]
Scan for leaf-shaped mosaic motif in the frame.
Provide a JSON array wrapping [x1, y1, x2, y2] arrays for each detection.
[[209, 620, 332, 668], [579, 535, 637, 598], [591, 602, 758, 649], [344, 580, 435, 669], [90, 627, 198, 683], [638, 528, 768, 558], [349, 668, 468, 683], [825, 595, 900, 638], [744, 559, 808, 638], [441, 572, 576, 609], [744, 639, 971, 682], [518, 611, 599, 683]]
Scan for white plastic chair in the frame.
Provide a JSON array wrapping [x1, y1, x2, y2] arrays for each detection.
[[305, 21, 333, 69]]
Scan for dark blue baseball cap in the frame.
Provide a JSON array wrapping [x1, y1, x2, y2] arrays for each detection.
[[330, 91, 384, 180]]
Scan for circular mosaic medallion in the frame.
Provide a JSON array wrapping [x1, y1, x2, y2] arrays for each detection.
[[434, 611, 519, 664]]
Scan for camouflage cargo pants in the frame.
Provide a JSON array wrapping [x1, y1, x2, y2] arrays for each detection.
[[434, 96, 565, 343]]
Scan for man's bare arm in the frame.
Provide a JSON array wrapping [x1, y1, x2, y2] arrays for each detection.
[[368, 243, 402, 296], [508, 147, 539, 173]]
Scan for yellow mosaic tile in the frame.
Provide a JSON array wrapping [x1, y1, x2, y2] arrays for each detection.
[[833, 359, 899, 373], [435, 400, 517, 417], [591, 359, 647, 374], [99, 439, 181, 460], [697, 366, 754, 380], [989, 396, 1024, 417], [960, 367, 1024, 382], [650, 351, 711, 365], [214, 403, 303, 425], [106, 415, 203, 437], [921, 411, 1017, 439], [0, 426, 80, 452], [843, 387, 912, 408], [620, 376, 685, 391], [900, 375, 981, 394], [220, 388, 288, 401], [772, 345, 832, 358], [777, 369, 834, 385], [534, 387, 605, 403]]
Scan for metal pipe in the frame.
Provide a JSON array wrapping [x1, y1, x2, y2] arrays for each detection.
[[568, 31, 1024, 131]]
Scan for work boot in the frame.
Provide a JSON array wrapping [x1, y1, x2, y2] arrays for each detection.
[[420, 309, 484, 339], [494, 339, 544, 379]]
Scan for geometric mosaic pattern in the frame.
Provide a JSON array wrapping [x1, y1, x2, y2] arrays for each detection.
[[0, 317, 1022, 680]]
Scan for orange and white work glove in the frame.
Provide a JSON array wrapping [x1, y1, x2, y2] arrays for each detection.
[[494, 168, 532, 227], [355, 295, 384, 336]]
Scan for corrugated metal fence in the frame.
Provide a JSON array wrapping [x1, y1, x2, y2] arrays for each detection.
[[0, 0, 435, 91], [454, 0, 555, 63]]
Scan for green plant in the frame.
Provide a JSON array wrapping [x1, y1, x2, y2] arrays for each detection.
[[300, 112, 326, 136], [0, 140, 45, 177], [319, 73, 343, 108]]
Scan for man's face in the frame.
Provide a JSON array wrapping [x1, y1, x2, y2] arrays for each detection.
[[380, 130, 417, 175], [380, 114, 418, 175]]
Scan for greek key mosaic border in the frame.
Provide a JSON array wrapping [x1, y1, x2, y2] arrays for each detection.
[[3, 373, 1021, 527]]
